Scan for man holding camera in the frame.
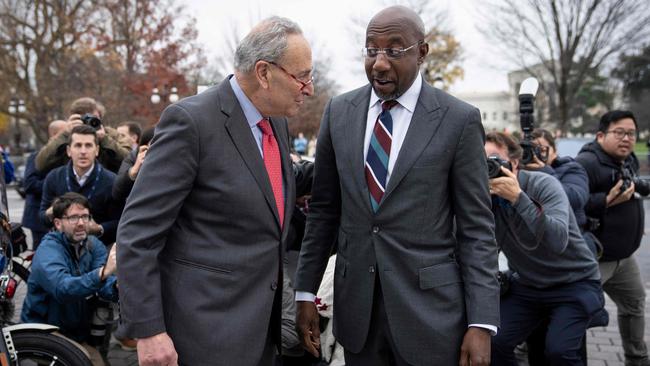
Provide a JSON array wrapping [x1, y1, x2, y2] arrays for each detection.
[[35, 97, 131, 174], [486, 132, 604, 365], [40, 125, 119, 246], [576, 110, 650, 366], [22, 192, 118, 365]]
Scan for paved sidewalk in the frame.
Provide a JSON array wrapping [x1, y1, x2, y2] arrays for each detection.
[[586, 292, 650, 366]]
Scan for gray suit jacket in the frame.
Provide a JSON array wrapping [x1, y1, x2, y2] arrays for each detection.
[[295, 82, 500, 366], [116, 77, 295, 366]]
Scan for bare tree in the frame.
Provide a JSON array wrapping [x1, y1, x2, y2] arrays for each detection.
[[0, 0, 202, 145], [481, 0, 650, 132]]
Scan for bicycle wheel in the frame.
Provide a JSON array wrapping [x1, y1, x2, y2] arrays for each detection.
[[10, 330, 92, 365]]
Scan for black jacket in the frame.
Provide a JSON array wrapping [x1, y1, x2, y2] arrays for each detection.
[[40, 162, 119, 246], [575, 141, 645, 261]]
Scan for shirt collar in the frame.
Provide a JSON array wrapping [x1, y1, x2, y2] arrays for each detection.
[[73, 163, 94, 183], [229, 75, 264, 129], [369, 72, 422, 112]]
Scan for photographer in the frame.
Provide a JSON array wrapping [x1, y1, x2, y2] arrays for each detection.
[[486, 132, 604, 365], [22, 192, 118, 365], [525, 129, 589, 228], [576, 110, 650, 366], [35, 97, 131, 174]]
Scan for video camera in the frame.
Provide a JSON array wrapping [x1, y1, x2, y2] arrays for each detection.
[[518, 78, 546, 165], [81, 114, 102, 130]]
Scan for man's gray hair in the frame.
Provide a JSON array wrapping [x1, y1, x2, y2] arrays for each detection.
[[234, 16, 303, 73]]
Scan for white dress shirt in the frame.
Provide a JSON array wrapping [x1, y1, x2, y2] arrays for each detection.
[[73, 163, 94, 186]]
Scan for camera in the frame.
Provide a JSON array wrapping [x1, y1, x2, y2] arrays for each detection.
[[518, 78, 544, 165], [487, 155, 512, 179], [81, 114, 102, 130], [614, 166, 650, 196]]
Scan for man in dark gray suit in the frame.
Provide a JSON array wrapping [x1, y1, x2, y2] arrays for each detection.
[[295, 6, 499, 366], [116, 17, 314, 366]]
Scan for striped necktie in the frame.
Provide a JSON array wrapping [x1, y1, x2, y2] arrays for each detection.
[[365, 100, 398, 212]]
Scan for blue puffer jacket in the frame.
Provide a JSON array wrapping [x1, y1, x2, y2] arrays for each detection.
[[538, 156, 589, 227], [21, 231, 118, 342]]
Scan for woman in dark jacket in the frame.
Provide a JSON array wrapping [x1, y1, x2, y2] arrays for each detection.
[[529, 129, 589, 227]]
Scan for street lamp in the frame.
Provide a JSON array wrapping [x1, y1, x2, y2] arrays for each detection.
[[8, 95, 26, 153], [150, 85, 179, 105]]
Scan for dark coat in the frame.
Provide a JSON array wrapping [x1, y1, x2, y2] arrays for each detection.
[[40, 162, 119, 246], [538, 156, 589, 227], [21, 152, 49, 240], [575, 141, 645, 261]]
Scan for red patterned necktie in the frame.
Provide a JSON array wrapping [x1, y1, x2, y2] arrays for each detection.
[[258, 118, 285, 227]]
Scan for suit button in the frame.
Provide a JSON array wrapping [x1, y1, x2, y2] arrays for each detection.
[[372, 226, 380, 234], [270, 281, 278, 291], [369, 266, 375, 273]]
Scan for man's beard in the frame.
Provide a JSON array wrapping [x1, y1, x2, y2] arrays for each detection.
[[65, 231, 87, 245]]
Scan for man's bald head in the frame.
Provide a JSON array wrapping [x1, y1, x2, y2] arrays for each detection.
[[367, 5, 426, 40], [48, 120, 67, 139]]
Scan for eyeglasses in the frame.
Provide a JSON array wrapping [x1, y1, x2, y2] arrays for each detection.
[[62, 214, 92, 224], [267, 61, 314, 90], [362, 41, 423, 59], [606, 129, 637, 140]]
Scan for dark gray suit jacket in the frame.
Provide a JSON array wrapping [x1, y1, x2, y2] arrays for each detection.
[[116, 77, 295, 366], [295, 82, 500, 366]]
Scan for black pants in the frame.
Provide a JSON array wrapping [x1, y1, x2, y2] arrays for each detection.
[[492, 280, 604, 366]]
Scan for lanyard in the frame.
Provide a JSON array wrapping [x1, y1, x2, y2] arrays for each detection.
[[66, 163, 102, 201]]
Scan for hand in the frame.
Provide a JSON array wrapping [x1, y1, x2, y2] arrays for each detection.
[[137, 332, 178, 366], [101, 244, 117, 279], [523, 154, 545, 170], [129, 145, 149, 180], [87, 220, 103, 236], [296, 301, 321, 357], [459, 327, 491, 366], [290, 153, 301, 163], [45, 206, 53, 220], [606, 179, 635, 207], [65, 114, 84, 133], [489, 167, 521, 204], [96, 124, 106, 140]]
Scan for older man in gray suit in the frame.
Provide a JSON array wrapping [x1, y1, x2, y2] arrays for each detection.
[[295, 6, 499, 366], [116, 17, 314, 366]]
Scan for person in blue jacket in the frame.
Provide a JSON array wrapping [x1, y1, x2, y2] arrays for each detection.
[[21, 192, 117, 362]]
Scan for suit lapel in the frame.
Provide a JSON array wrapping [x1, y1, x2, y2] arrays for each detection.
[[220, 80, 282, 227], [383, 83, 443, 200], [345, 86, 374, 214]]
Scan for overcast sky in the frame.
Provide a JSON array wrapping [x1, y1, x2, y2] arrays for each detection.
[[184, 0, 513, 94]]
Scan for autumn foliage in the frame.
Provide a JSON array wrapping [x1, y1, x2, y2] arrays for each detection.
[[0, 0, 204, 144]]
